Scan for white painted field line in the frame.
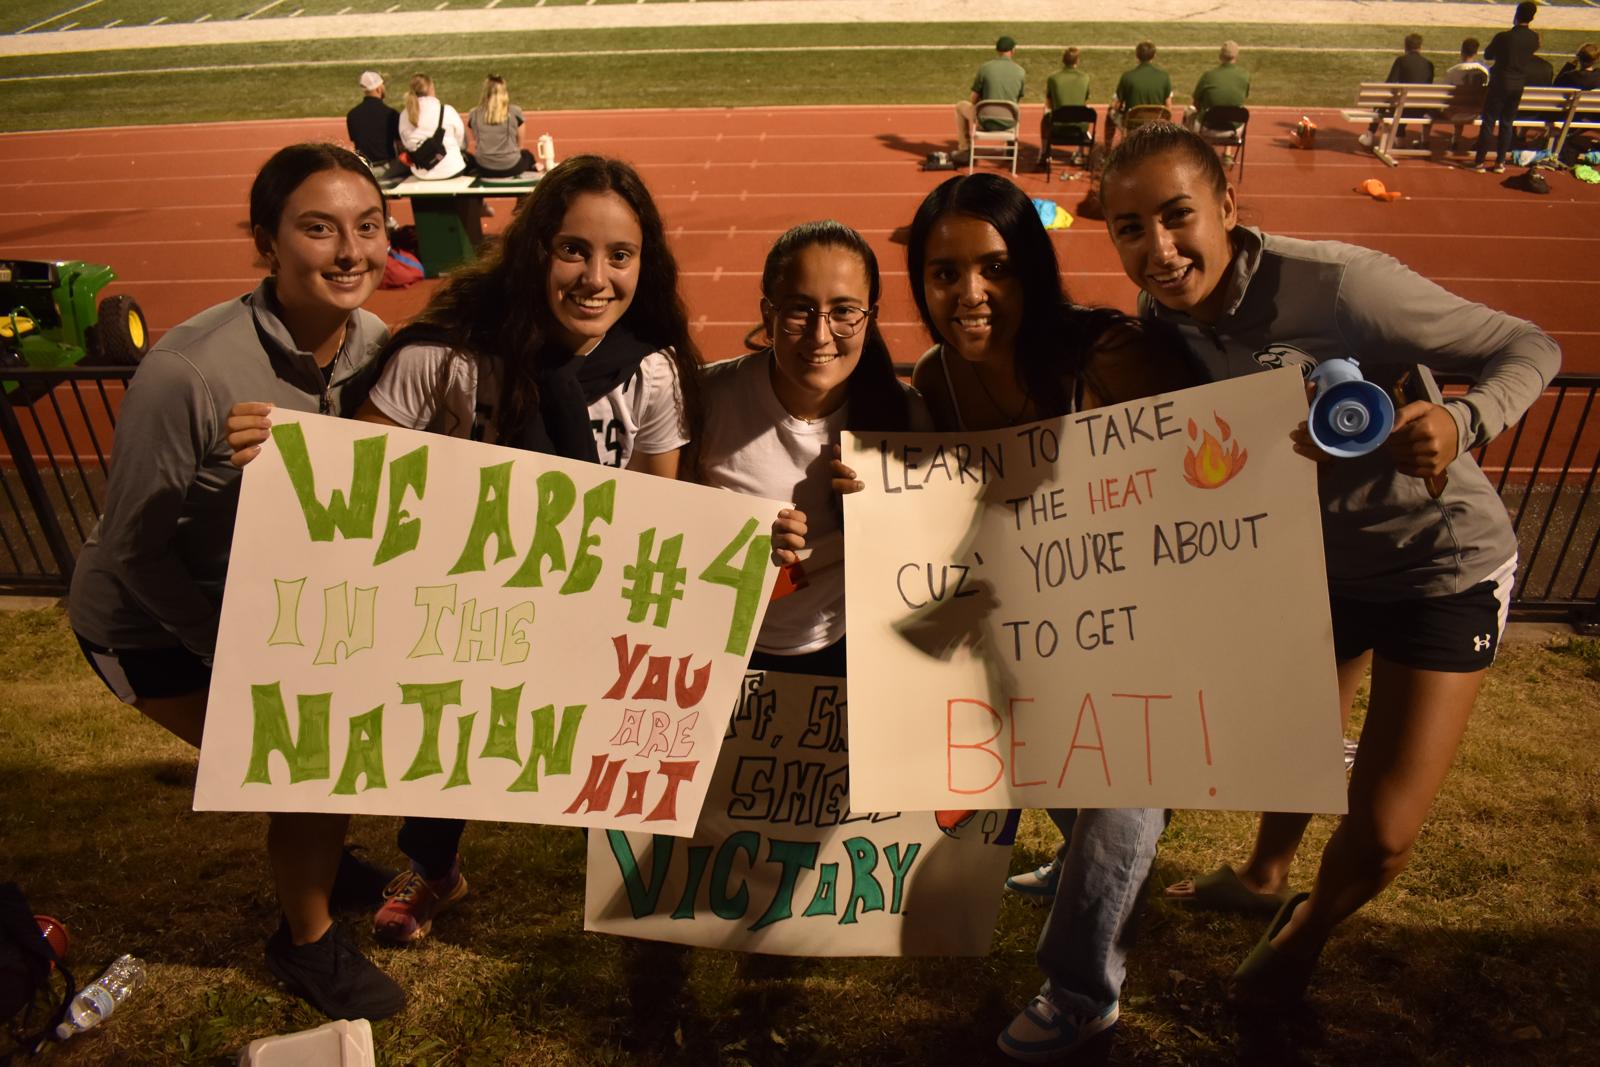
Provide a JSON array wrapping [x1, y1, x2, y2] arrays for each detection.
[[194, 14, 212, 23], [17, 0, 104, 35], [336, 5, 351, 13], [102, 17, 121, 28], [242, 0, 287, 19], [290, 8, 304, 16], [435, 1, 450, 10], [148, 15, 168, 25], [384, 3, 399, 11], [59, 22, 79, 30], [487, 0, 503, 7]]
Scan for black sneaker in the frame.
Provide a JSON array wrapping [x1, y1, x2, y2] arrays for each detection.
[[265, 920, 406, 1020], [330, 845, 399, 913]]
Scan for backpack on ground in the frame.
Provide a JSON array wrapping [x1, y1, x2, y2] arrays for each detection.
[[1, 884, 73, 1064]]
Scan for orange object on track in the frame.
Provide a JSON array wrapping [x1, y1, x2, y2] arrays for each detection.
[[1355, 178, 1403, 201]]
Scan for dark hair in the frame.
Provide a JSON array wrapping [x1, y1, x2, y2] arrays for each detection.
[[1062, 47, 1080, 68], [1102, 121, 1230, 204], [1404, 33, 1423, 52], [1461, 37, 1480, 57], [249, 143, 383, 238], [1514, 1, 1537, 25], [1578, 43, 1598, 68], [749, 220, 910, 433], [906, 173, 1130, 419], [363, 155, 701, 448], [1135, 41, 1156, 63]]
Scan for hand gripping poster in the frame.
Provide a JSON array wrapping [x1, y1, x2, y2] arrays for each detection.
[[843, 370, 1349, 815], [194, 410, 781, 835], [585, 671, 1016, 956]]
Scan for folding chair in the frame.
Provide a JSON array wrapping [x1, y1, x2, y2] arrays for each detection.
[[1199, 105, 1251, 178], [1111, 104, 1171, 148], [969, 99, 1021, 175], [1040, 105, 1098, 181]]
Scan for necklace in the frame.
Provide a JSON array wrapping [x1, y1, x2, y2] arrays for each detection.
[[963, 347, 1031, 423]]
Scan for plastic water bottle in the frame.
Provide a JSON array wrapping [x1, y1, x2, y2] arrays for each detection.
[[536, 133, 556, 172], [55, 955, 145, 1040]]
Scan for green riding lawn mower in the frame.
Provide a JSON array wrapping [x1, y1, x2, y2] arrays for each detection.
[[1, 258, 150, 402]]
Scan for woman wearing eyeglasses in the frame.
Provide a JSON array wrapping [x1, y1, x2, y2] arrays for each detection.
[[697, 220, 927, 677]]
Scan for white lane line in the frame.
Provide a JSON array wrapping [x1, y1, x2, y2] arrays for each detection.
[[59, 21, 79, 30], [384, 3, 399, 11], [487, 0, 502, 7], [241, 0, 287, 19], [148, 15, 168, 25], [336, 5, 351, 13], [434, 1, 449, 9], [102, 17, 121, 28], [194, 14, 212, 23], [290, 8, 304, 16], [17, 0, 104, 34]]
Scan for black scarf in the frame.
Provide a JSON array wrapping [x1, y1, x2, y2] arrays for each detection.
[[382, 323, 657, 462]]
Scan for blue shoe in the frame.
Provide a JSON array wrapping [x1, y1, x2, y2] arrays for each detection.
[[997, 994, 1118, 1062], [1004, 862, 1059, 901]]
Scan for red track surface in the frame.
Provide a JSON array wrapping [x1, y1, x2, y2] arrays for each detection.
[[3, 104, 1596, 369], [2, 105, 1597, 469]]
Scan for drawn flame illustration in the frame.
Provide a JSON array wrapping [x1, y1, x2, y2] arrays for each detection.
[[1182, 413, 1248, 489]]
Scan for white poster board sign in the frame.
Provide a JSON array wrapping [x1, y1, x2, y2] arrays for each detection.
[[843, 371, 1348, 815], [195, 409, 780, 836], [585, 671, 1015, 955]]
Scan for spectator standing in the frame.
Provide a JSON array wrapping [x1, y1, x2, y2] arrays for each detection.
[[1108, 41, 1172, 149], [955, 35, 1026, 161], [398, 72, 467, 181], [1361, 33, 1434, 148], [1474, 2, 1542, 173], [465, 74, 538, 177], [1041, 47, 1093, 164], [346, 71, 405, 181], [1442, 39, 1490, 151], [1185, 41, 1251, 131]]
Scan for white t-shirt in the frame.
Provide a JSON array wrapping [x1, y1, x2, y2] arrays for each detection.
[[698, 350, 929, 656], [398, 97, 467, 180], [367, 341, 689, 468]]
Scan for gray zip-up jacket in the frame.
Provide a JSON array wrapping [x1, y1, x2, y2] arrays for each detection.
[[1142, 227, 1560, 600], [69, 281, 387, 660]]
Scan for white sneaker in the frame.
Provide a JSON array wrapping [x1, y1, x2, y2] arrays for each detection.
[[1004, 862, 1060, 902], [998, 995, 1119, 1062], [1358, 131, 1374, 148]]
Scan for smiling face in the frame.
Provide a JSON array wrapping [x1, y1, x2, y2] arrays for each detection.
[[545, 190, 643, 354], [920, 212, 1024, 365], [762, 242, 874, 420], [254, 168, 387, 320], [1102, 152, 1238, 322]]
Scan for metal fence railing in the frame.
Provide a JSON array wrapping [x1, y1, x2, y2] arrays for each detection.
[[2, 366, 1598, 632]]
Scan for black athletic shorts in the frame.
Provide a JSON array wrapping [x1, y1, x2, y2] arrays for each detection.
[[75, 634, 211, 705], [1329, 557, 1515, 673]]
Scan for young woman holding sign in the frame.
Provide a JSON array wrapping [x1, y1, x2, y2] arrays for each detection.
[[68, 143, 405, 1021], [339, 154, 700, 944], [699, 220, 926, 677], [903, 172, 1197, 1062], [1097, 121, 1558, 1004]]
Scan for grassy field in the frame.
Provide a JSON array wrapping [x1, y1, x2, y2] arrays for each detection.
[[4, 22, 1597, 132], [3, 604, 1597, 1065]]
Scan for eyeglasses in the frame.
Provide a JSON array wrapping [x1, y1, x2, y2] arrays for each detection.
[[769, 301, 873, 338]]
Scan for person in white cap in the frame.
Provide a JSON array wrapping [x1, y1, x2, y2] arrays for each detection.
[[347, 71, 402, 176]]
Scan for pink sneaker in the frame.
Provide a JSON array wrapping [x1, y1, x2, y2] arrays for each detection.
[[373, 859, 468, 943]]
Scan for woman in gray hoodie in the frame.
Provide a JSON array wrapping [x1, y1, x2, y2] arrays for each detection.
[[1098, 122, 1558, 1005], [67, 143, 405, 1022]]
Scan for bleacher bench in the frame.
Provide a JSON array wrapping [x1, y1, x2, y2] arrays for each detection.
[[1342, 82, 1600, 166]]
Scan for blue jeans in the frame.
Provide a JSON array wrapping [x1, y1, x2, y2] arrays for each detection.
[[1036, 807, 1167, 1016]]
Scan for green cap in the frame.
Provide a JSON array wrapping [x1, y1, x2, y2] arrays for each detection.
[[996, 35, 1017, 53]]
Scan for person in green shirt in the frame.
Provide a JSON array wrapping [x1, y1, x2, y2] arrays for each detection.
[[1108, 41, 1173, 149], [955, 34, 1027, 158], [1185, 41, 1252, 130], [1041, 47, 1094, 164]]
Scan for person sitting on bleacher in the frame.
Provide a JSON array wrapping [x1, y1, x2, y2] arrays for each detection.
[[954, 35, 1026, 164], [464, 74, 538, 177], [1183, 41, 1251, 163], [398, 72, 467, 181], [1442, 39, 1490, 152], [1360, 33, 1434, 148], [1107, 40, 1172, 149], [1041, 47, 1092, 165], [1557, 43, 1600, 90], [1474, 2, 1541, 173], [346, 71, 404, 179]]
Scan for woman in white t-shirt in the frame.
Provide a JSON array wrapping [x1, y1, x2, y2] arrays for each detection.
[[698, 220, 927, 678], [344, 154, 703, 943], [397, 72, 467, 180]]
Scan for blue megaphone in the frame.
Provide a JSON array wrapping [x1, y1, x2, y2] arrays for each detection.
[[1307, 358, 1394, 458]]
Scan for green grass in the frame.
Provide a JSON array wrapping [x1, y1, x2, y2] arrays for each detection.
[[4, 21, 1596, 132], [4, 603, 1598, 1065]]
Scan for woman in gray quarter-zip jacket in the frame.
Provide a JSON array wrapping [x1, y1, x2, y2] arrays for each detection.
[[1098, 123, 1559, 1007], [67, 144, 407, 1022]]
